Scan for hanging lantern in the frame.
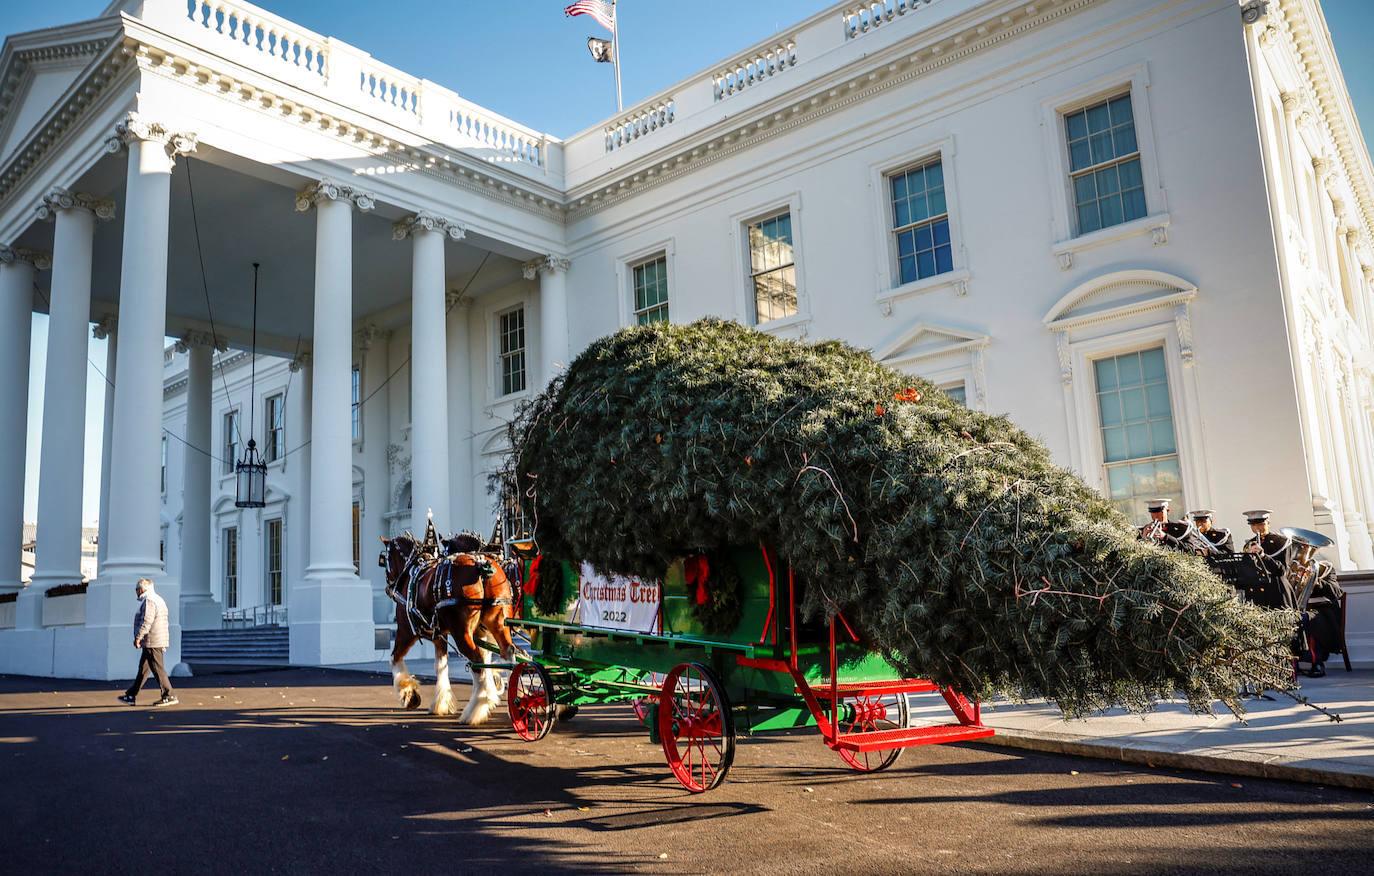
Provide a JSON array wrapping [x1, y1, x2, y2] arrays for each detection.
[[234, 262, 266, 509], [235, 438, 267, 508]]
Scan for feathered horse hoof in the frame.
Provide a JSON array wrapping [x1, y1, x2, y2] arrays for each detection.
[[403, 689, 421, 710]]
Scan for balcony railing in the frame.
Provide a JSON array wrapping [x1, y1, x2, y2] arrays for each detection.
[[222, 602, 287, 628]]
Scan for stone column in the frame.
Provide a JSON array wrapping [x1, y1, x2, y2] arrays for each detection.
[[445, 298, 474, 529], [393, 213, 463, 530], [93, 316, 117, 566], [178, 332, 224, 628], [22, 190, 113, 637], [74, 115, 195, 681], [524, 255, 571, 384], [291, 180, 375, 665], [354, 326, 390, 620], [0, 246, 48, 594]]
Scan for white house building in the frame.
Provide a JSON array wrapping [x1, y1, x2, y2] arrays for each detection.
[[1, 0, 1372, 679]]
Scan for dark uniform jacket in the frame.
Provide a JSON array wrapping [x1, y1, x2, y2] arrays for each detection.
[[1199, 527, 1234, 553], [1138, 520, 1194, 552]]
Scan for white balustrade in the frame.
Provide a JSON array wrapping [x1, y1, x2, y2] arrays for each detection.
[[358, 61, 421, 117], [449, 101, 546, 167], [185, 0, 328, 77], [713, 40, 798, 101], [604, 98, 676, 153], [842, 0, 934, 40]]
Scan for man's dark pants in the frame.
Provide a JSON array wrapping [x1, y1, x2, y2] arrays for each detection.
[[126, 647, 173, 699]]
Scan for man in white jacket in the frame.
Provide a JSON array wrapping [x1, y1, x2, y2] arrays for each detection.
[[118, 578, 178, 707]]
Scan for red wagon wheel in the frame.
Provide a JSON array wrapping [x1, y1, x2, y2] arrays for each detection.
[[508, 662, 556, 742], [834, 691, 910, 772], [658, 662, 735, 793]]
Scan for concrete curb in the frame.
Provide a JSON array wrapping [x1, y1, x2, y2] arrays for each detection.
[[979, 728, 1374, 792]]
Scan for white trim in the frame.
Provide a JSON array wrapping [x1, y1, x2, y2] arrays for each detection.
[[488, 300, 532, 404], [615, 238, 676, 327], [867, 134, 970, 302], [1039, 62, 1169, 258], [729, 191, 809, 334], [1044, 269, 1200, 328], [877, 321, 991, 411]]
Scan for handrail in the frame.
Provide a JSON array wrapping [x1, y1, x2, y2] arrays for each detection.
[[222, 602, 287, 628]]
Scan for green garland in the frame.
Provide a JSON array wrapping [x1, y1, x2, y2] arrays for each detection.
[[688, 549, 744, 636], [532, 557, 575, 617]]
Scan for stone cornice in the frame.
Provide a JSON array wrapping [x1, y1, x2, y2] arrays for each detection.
[[174, 329, 227, 353], [102, 111, 197, 163], [294, 179, 375, 213], [392, 212, 465, 242], [35, 187, 115, 222], [522, 255, 570, 279], [563, 0, 1096, 219], [0, 244, 51, 270]]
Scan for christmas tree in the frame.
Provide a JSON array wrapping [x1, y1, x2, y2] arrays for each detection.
[[504, 319, 1294, 717]]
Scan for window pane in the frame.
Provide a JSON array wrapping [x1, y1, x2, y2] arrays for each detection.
[[928, 188, 946, 217], [944, 383, 966, 405], [1103, 427, 1127, 462], [1073, 174, 1097, 204], [894, 198, 910, 228], [934, 244, 953, 274], [1109, 94, 1134, 124], [1096, 165, 1120, 196], [897, 229, 915, 257], [1140, 347, 1165, 380], [1098, 393, 1123, 426], [1100, 193, 1124, 227], [891, 173, 907, 201], [913, 193, 930, 222], [916, 250, 935, 278], [926, 161, 943, 187], [1123, 186, 1147, 223], [1089, 130, 1114, 165], [1077, 202, 1101, 234], [932, 220, 950, 247], [1094, 357, 1118, 390], [1107, 464, 1132, 496], [1117, 353, 1142, 387], [1149, 419, 1177, 455], [898, 256, 916, 284], [1086, 101, 1110, 132], [1066, 110, 1088, 141], [1113, 125, 1138, 157], [1144, 382, 1171, 418], [1119, 157, 1143, 191], [1154, 457, 1182, 492], [1120, 387, 1146, 422], [915, 224, 933, 251]]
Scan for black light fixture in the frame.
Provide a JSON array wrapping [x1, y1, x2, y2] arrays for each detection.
[[235, 262, 267, 508]]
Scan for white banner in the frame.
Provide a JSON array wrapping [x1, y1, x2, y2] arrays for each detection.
[[572, 562, 661, 633]]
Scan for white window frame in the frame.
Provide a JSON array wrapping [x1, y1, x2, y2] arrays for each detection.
[[1040, 63, 1171, 268], [264, 392, 285, 465], [351, 364, 362, 446], [492, 303, 530, 401], [222, 525, 238, 609], [265, 516, 284, 606], [730, 192, 810, 337], [868, 135, 970, 303], [1046, 270, 1210, 510], [875, 322, 990, 412], [222, 407, 240, 476], [615, 238, 676, 327]]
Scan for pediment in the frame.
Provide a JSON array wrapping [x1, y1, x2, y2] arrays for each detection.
[[875, 321, 989, 365], [1044, 270, 1197, 331], [0, 25, 118, 163]]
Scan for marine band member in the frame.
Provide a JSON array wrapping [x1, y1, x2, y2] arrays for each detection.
[[1137, 498, 1195, 552], [1189, 510, 1234, 553]]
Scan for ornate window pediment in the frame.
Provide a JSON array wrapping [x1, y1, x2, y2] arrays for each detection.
[[876, 321, 990, 410], [1043, 269, 1197, 333]]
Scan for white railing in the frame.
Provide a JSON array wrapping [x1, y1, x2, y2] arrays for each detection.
[[842, 0, 934, 40], [604, 97, 676, 153], [358, 58, 421, 118], [450, 101, 545, 166], [185, 0, 328, 78], [222, 603, 287, 628], [713, 39, 798, 101]]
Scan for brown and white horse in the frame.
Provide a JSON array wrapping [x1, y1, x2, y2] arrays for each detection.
[[378, 534, 522, 724]]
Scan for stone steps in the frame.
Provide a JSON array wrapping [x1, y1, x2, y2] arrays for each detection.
[[182, 626, 289, 662]]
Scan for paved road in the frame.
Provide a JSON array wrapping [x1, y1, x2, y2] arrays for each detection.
[[2, 669, 1371, 874]]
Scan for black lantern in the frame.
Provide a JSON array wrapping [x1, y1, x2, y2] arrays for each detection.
[[235, 438, 267, 508], [234, 262, 266, 508]]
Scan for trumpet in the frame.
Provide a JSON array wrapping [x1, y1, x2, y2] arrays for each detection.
[[1141, 518, 1165, 541], [1280, 526, 1334, 609]]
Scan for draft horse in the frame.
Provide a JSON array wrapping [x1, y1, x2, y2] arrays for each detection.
[[378, 532, 521, 724]]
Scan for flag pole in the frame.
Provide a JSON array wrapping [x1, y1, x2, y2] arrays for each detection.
[[611, 0, 623, 112]]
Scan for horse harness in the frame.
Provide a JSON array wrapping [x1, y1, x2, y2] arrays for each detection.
[[385, 546, 513, 641]]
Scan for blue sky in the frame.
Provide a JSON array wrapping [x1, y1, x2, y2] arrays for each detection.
[[7, 0, 1374, 524]]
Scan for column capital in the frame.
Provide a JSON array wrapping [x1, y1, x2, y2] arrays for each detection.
[[1240, 1, 1268, 26], [92, 314, 117, 340], [0, 244, 51, 270], [354, 323, 391, 352], [103, 112, 198, 164], [522, 254, 571, 280], [174, 330, 227, 353], [36, 188, 116, 223], [294, 180, 375, 213], [445, 290, 473, 310], [288, 351, 313, 373], [392, 212, 465, 242]]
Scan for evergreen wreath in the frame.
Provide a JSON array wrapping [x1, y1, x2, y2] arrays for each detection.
[[687, 549, 744, 636], [532, 557, 574, 617]]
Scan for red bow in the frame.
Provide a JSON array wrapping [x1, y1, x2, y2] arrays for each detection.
[[524, 556, 542, 596], [684, 555, 710, 605]]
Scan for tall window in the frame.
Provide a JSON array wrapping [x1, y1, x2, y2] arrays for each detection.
[[223, 410, 239, 475], [499, 308, 526, 396], [747, 211, 797, 324], [160, 436, 167, 493], [223, 526, 238, 608], [265, 394, 284, 462], [265, 518, 283, 605], [1095, 348, 1181, 523], [352, 501, 361, 574], [942, 383, 968, 407], [891, 158, 952, 283], [632, 256, 669, 324], [351, 366, 361, 441], [1066, 93, 1145, 235], [501, 479, 530, 544]]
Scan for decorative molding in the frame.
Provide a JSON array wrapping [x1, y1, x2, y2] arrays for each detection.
[[175, 330, 227, 353], [391, 212, 465, 242], [0, 244, 51, 270], [522, 255, 571, 280], [288, 352, 312, 372], [294, 180, 375, 213], [445, 290, 474, 309], [1240, 1, 1269, 25], [35, 188, 115, 222], [354, 323, 390, 352], [1056, 332, 1073, 385], [102, 112, 198, 163], [1057, 252, 1074, 271], [1151, 225, 1168, 247], [1173, 303, 1195, 366], [91, 315, 116, 340]]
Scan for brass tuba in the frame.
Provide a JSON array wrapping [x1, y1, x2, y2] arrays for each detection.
[[1279, 526, 1334, 609]]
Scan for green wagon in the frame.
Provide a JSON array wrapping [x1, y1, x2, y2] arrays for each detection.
[[502, 543, 992, 793]]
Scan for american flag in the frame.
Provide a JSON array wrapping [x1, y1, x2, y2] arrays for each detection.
[[564, 0, 615, 32]]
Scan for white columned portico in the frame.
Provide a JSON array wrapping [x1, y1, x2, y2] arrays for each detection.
[[178, 332, 224, 628], [93, 316, 117, 566], [445, 297, 474, 529], [292, 180, 375, 664], [524, 255, 571, 383], [77, 115, 196, 680], [22, 190, 112, 646], [394, 213, 464, 529], [0, 246, 48, 595]]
